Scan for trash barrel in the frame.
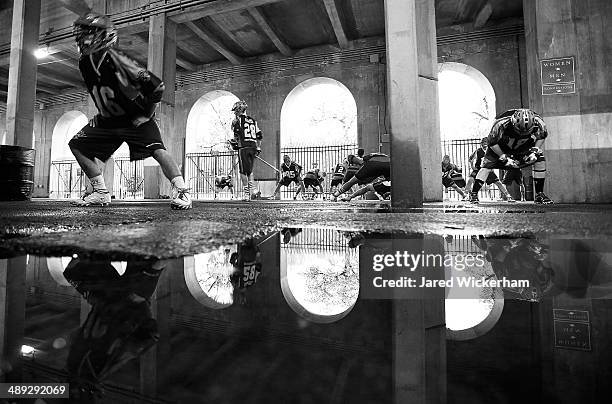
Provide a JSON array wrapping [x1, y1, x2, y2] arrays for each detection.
[[0, 145, 36, 201]]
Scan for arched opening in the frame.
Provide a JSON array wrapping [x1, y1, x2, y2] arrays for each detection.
[[280, 77, 358, 199], [49, 111, 88, 199], [184, 90, 241, 200], [184, 247, 237, 309], [438, 62, 499, 201], [280, 228, 359, 323]]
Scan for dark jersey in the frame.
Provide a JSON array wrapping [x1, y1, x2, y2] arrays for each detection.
[[332, 164, 346, 180], [441, 162, 460, 174], [232, 115, 262, 148], [305, 169, 324, 184], [362, 153, 390, 163], [487, 115, 548, 156], [469, 147, 486, 170], [79, 48, 164, 123], [230, 242, 261, 289], [215, 175, 233, 188], [281, 162, 302, 179]]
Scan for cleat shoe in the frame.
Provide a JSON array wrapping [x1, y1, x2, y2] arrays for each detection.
[[170, 188, 192, 210], [71, 190, 111, 207], [534, 192, 554, 205], [468, 192, 479, 204], [501, 193, 516, 203]]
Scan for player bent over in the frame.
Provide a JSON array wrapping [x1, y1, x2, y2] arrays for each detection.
[[469, 109, 553, 205], [68, 13, 191, 209], [231, 100, 263, 201], [441, 155, 467, 199], [303, 168, 326, 199], [467, 138, 515, 202], [329, 162, 346, 195], [332, 153, 390, 201], [341, 176, 391, 202], [268, 155, 305, 200], [215, 174, 234, 198]]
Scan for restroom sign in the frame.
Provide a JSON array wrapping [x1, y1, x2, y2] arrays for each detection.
[[541, 57, 576, 95]]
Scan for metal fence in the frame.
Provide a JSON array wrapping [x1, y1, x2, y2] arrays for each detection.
[[113, 157, 144, 200], [185, 151, 244, 200], [279, 144, 358, 199], [441, 138, 502, 201], [49, 160, 87, 199]]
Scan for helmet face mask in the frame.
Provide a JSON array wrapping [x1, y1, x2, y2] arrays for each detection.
[[510, 109, 536, 134], [73, 13, 117, 55], [231, 100, 248, 115]]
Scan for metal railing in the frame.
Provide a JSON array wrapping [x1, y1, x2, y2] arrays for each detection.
[[441, 138, 502, 201], [185, 151, 244, 200], [49, 160, 88, 199], [279, 144, 358, 200], [113, 157, 144, 200]]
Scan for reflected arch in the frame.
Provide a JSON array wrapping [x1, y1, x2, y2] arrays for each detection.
[[280, 229, 359, 323], [184, 247, 237, 309]]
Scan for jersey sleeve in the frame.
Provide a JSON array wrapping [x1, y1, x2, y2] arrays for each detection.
[[468, 150, 477, 161], [487, 119, 506, 147], [533, 117, 549, 140], [108, 48, 164, 104]]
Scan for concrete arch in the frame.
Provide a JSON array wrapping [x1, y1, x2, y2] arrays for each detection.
[[280, 77, 358, 148], [185, 90, 240, 153], [280, 247, 359, 324], [438, 62, 496, 141], [183, 249, 236, 309], [51, 110, 88, 161]]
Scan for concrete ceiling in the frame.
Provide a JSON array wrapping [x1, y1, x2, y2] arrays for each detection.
[[0, 0, 523, 102]]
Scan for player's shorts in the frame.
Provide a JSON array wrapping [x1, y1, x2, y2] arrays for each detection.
[[279, 175, 300, 187], [502, 168, 523, 185], [330, 177, 343, 188], [68, 117, 165, 162], [470, 169, 499, 185], [442, 172, 466, 188], [372, 179, 391, 195], [303, 177, 321, 188], [354, 160, 390, 184], [238, 147, 257, 175], [482, 149, 545, 170]]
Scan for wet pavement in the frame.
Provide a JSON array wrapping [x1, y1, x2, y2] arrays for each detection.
[[1, 200, 612, 259], [1, 227, 611, 403]]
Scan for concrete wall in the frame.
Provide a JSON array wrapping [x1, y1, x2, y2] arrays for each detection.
[[524, 0, 612, 203]]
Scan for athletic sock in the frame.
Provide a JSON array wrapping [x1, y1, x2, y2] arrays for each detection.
[[471, 179, 484, 194], [534, 178, 545, 193], [89, 175, 107, 192], [171, 176, 187, 189]]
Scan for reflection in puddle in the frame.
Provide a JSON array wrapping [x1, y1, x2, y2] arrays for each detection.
[[0, 229, 611, 403]]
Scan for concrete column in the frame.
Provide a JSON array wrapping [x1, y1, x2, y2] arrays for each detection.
[[5, 0, 41, 148], [0, 257, 27, 382], [145, 14, 178, 198], [384, 0, 442, 208], [523, 0, 612, 203]]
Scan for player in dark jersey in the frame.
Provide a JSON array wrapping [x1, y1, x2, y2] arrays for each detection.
[[67, 13, 191, 209], [466, 138, 515, 202], [333, 152, 390, 201], [230, 239, 262, 305], [303, 168, 326, 199], [469, 109, 552, 204], [441, 155, 466, 199], [330, 163, 346, 194], [343, 153, 363, 184], [215, 174, 234, 197], [231, 100, 263, 200], [268, 154, 306, 200]]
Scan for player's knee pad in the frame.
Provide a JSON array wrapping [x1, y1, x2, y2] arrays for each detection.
[[533, 160, 546, 179], [476, 168, 491, 182]]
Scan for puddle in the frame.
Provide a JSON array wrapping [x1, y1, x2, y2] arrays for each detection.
[[1, 228, 611, 402]]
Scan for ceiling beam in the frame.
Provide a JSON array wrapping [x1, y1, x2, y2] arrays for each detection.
[[184, 21, 243, 65], [454, 0, 472, 22], [208, 16, 250, 55], [171, 0, 284, 24], [474, 2, 493, 28], [56, 0, 92, 16], [43, 54, 80, 72], [247, 7, 293, 56], [176, 58, 197, 71], [37, 70, 82, 88], [322, 0, 349, 48], [0, 71, 56, 94]]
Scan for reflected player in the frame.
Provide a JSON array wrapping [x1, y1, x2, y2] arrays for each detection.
[[68, 13, 191, 209], [467, 138, 515, 202], [268, 154, 305, 200], [230, 238, 263, 305], [231, 100, 263, 201], [469, 109, 553, 204], [333, 152, 390, 201]]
